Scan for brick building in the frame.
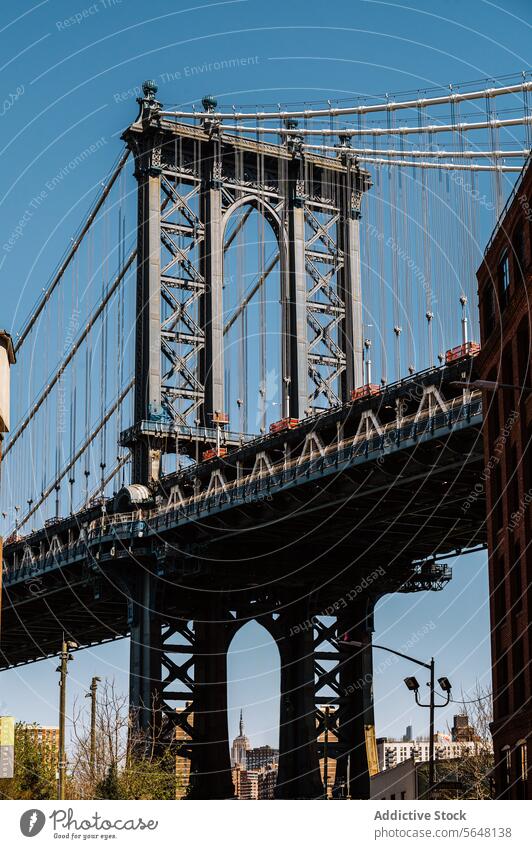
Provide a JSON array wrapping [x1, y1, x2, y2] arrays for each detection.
[[476, 156, 532, 799]]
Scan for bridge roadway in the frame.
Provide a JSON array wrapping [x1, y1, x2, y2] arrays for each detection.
[[1, 355, 486, 669], [0, 356, 487, 798]]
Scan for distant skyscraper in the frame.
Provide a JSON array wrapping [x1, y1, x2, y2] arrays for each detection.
[[231, 710, 250, 767], [403, 725, 413, 742]]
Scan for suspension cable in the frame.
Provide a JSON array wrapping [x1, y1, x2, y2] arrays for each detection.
[[14, 148, 130, 354]]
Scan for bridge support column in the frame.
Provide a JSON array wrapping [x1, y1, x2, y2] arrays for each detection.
[[129, 569, 161, 733], [274, 605, 323, 799], [187, 601, 235, 799], [287, 165, 309, 420], [335, 598, 375, 799]]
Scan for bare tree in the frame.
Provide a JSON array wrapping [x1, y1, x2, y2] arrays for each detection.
[[68, 681, 182, 800], [436, 683, 494, 800]]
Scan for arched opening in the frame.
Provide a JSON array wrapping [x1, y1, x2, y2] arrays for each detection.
[[223, 201, 283, 436], [226, 620, 280, 798]]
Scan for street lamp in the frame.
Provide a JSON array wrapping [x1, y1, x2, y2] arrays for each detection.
[[401, 661, 452, 799], [341, 639, 451, 799], [56, 636, 78, 800]]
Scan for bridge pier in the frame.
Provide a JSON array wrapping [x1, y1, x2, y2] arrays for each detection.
[[335, 599, 376, 799], [274, 604, 323, 799], [187, 600, 235, 799], [129, 569, 161, 733]]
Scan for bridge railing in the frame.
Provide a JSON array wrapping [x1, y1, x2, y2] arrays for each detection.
[[146, 392, 482, 528]]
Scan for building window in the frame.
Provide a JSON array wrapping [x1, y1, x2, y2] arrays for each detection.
[[494, 555, 506, 626], [511, 541, 522, 615], [512, 224, 525, 282], [500, 746, 511, 798], [499, 251, 510, 305], [512, 639, 525, 709], [496, 655, 510, 717], [482, 282, 496, 338], [516, 741, 528, 800]]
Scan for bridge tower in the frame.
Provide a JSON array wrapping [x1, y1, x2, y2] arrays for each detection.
[[120, 81, 373, 798], [122, 80, 371, 483]]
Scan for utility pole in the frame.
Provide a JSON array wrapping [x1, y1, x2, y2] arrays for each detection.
[[86, 676, 101, 782], [57, 636, 78, 800]]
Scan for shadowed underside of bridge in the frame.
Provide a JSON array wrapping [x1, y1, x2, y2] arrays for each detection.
[[1, 361, 486, 798]]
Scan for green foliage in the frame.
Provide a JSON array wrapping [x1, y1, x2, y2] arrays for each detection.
[[95, 762, 121, 800], [0, 723, 56, 800], [117, 749, 178, 800]]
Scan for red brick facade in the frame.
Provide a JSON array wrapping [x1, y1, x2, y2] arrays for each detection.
[[476, 159, 532, 799]]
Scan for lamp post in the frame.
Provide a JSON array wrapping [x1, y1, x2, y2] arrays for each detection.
[[57, 636, 78, 800], [341, 639, 451, 799], [85, 676, 101, 783]]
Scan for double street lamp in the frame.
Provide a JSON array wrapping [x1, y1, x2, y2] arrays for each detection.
[[341, 639, 452, 799]]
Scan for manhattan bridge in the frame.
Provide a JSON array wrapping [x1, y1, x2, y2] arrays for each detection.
[[1, 72, 531, 798]]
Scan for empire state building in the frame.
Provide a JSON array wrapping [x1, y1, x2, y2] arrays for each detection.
[[231, 710, 250, 767]]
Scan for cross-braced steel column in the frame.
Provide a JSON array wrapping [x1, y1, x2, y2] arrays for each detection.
[[130, 117, 163, 484], [338, 157, 364, 396], [200, 141, 225, 424], [287, 160, 310, 419], [274, 604, 323, 799], [335, 598, 375, 799]]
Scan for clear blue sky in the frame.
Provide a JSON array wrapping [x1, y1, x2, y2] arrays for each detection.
[[0, 0, 529, 748]]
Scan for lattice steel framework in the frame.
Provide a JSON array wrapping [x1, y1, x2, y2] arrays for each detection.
[[122, 83, 371, 483]]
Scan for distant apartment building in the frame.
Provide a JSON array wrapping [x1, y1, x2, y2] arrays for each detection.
[[476, 155, 532, 799], [246, 745, 278, 770], [377, 728, 487, 772], [175, 707, 193, 799], [18, 724, 59, 769], [0, 331, 15, 640], [317, 707, 338, 798], [232, 763, 278, 799]]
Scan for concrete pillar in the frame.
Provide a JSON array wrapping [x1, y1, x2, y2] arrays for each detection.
[[187, 602, 235, 799], [129, 569, 161, 733], [275, 605, 323, 798]]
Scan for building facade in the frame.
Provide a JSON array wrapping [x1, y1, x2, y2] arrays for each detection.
[[246, 745, 278, 770], [376, 733, 486, 773], [18, 724, 60, 769], [476, 157, 532, 800], [232, 764, 278, 799], [0, 331, 15, 641], [175, 706, 193, 799]]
